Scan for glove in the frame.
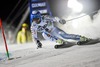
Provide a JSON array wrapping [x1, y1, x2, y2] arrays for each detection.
[[59, 19, 66, 24], [36, 40, 42, 48]]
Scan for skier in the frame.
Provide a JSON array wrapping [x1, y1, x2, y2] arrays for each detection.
[[30, 11, 90, 48]]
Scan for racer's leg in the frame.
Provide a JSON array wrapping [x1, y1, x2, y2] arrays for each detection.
[[42, 32, 64, 44], [60, 32, 90, 42], [52, 27, 89, 41]]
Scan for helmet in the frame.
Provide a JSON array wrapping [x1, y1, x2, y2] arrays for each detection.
[[31, 10, 41, 20], [22, 23, 28, 27], [32, 10, 41, 15]]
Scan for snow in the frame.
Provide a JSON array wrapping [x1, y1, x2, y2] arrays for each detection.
[[0, 42, 100, 67], [1, 9, 100, 67]]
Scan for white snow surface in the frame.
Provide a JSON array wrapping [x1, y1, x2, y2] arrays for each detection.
[[0, 41, 100, 67], [0, 10, 100, 67]]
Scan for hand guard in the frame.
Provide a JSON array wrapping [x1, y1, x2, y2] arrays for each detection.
[[59, 19, 66, 24], [36, 40, 42, 48]]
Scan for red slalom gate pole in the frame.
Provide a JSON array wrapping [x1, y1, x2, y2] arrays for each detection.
[[0, 18, 10, 59]]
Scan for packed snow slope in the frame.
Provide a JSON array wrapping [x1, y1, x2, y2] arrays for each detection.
[[0, 10, 100, 67], [0, 41, 100, 67]]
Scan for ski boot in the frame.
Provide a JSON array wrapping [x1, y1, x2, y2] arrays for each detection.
[[77, 36, 91, 45], [55, 39, 65, 49]]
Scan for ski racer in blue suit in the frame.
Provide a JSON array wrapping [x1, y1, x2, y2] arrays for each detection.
[[30, 11, 89, 48]]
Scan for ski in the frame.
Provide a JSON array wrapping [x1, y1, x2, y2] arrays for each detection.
[[54, 41, 76, 49], [77, 38, 100, 45], [54, 38, 100, 49]]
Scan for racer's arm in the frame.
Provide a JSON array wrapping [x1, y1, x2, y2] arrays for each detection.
[[53, 17, 66, 24], [30, 23, 38, 43], [43, 15, 66, 24], [30, 23, 42, 45]]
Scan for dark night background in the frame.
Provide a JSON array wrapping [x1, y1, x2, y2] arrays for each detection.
[[0, 0, 29, 27], [0, 0, 100, 27], [0, 0, 29, 20]]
